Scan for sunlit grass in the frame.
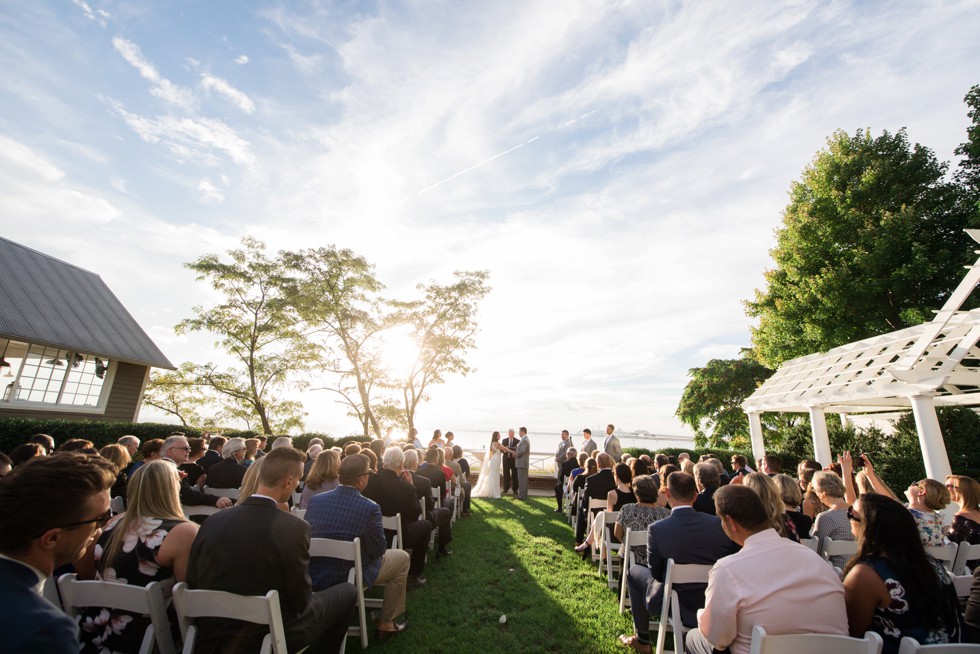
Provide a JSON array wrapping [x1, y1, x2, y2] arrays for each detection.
[[346, 495, 633, 653]]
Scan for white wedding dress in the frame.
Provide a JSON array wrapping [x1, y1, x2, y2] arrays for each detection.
[[472, 443, 502, 498]]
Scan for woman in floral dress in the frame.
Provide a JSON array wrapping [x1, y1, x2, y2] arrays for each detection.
[[75, 460, 199, 653], [905, 478, 950, 547]]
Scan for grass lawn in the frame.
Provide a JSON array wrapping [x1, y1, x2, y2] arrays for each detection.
[[346, 495, 634, 653]]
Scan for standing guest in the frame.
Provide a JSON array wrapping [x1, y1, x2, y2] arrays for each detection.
[[743, 472, 796, 540], [514, 427, 531, 501], [843, 494, 960, 653], [0, 453, 116, 653], [692, 462, 721, 515], [618, 472, 735, 654], [581, 428, 597, 456], [29, 433, 56, 454], [300, 450, 341, 509], [408, 428, 423, 450], [403, 449, 454, 558], [554, 430, 573, 512], [812, 470, 854, 567], [363, 447, 433, 587], [99, 443, 132, 500], [452, 444, 472, 515], [9, 442, 44, 467], [205, 437, 248, 489], [502, 429, 519, 495], [307, 453, 411, 640], [74, 461, 199, 653], [243, 438, 259, 466], [197, 436, 225, 472], [905, 478, 950, 546], [614, 474, 670, 566], [685, 485, 847, 654], [161, 436, 232, 510], [603, 424, 623, 463], [773, 473, 813, 539], [428, 429, 444, 448], [188, 447, 356, 653]]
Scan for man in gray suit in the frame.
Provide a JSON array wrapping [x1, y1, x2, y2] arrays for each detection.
[[580, 428, 598, 456], [515, 427, 531, 500], [603, 423, 623, 462], [618, 471, 736, 654]]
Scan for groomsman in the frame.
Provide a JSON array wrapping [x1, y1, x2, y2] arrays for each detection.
[[581, 429, 597, 456], [554, 430, 573, 511], [502, 429, 519, 495], [603, 424, 623, 462]]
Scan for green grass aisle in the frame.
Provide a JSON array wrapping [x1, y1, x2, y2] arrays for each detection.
[[347, 495, 633, 653]]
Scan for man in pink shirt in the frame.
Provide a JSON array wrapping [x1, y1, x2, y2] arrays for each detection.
[[686, 485, 847, 654]]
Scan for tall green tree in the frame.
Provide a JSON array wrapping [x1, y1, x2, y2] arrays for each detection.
[[143, 364, 212, 427], [747, 127, 977, 367], [394, 270, 491, 431], [176, 237, 311, 434], [955, 84, 980, 215], [676, 352, 774, 450]]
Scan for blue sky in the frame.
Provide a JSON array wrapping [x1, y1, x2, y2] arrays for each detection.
[[2, 1, 979, 436]]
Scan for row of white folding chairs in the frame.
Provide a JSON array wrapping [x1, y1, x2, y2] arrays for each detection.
[[816, 537, 980, 574]]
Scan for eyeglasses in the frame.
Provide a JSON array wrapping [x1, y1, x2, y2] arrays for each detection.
[[846, 506, 861, 523], [52, 508, 113, 532], [172, 447, 191, 452]]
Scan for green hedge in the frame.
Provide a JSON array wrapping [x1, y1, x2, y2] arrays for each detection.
[[0, 417, 371, 456]]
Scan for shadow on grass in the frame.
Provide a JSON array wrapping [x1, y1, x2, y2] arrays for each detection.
[[345, 495, 631, 653]]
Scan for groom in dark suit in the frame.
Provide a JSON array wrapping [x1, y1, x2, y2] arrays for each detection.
[[502, 428, 519, 494], [187, 447, 356, 653], [0, 453, 117, 653], [619, 471, 736, 654]]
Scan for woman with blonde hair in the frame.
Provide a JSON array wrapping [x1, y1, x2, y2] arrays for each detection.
[[300, 450, 341, 509], [243, 438, 259, 466], [773, 473, 812, 538], [655, 464, 679, 507], [743, 472, 794, 540], [240, 458, 290, 512], [946, 475, 980, 559], [75, 460, 198, 653]]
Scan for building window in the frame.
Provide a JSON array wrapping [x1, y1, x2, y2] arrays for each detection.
[[0, 338, 112, 408]]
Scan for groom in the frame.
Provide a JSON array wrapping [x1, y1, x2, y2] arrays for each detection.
[[515, 427, 531, 500]]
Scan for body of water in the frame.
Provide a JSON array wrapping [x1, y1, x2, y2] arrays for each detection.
[[434, 429, 694, 455]]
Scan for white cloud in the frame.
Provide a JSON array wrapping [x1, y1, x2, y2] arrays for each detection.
[[197, 178, 225, 204], [235, 54, 249, 65], [0, 134, 64, 182], [70, 0, 109, 27], [200, 73, 256, 114], [112, 37, 195, 110]]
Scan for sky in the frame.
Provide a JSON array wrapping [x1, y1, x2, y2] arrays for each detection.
[[1, 1, 979, 438]]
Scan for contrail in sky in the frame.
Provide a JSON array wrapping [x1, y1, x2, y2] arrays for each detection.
[[393, 109, 598, 205]]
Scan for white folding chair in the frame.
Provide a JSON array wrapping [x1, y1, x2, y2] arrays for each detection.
[[585, 499, 606, 563], [42, 575, 63, 609], [309, 537, 379, 649], [821, 536, 858, 565], [953, 542, 980, 575], [203, 486, 241, 500], [925, 542, 958, 570], [748, 624, 883, 654], [181, 504, 221, 520], [110, 496, 126, 515], [654, 559, 713, 654], [290, 508, 306, 520], [601, 511, 622, 588], [953, 574, 973, 598], [799, 536, 819, 552], [382, 513, 403, 551], [59, 573, 176, 654], [172, 582, 288, 654], [618, 528, 648, 612], [898, 636, 980, 653], [567, 489, 579, 526]]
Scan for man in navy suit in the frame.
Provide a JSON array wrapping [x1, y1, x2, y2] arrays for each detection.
[[0, 452, 117, 653], [619, 471, 737, 654]]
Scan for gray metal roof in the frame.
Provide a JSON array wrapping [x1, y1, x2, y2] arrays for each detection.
[[0, 237, 175, 369]]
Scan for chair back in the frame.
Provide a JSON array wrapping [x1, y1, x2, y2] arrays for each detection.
[[618, 528, 648, 613], [820, 536, 858, 562], [290, 507, 306, 520], [181, 505, 221, 520], [748, 624, 883, 654], [799, 537, 819, 552], [110, 496, 126, 514], [59, 573, 176, 654], [654, 559, 713, 654], [309, 537, 369, 648], [203, 486, 240, 500], [897, 636, 980, 653], [172, 582, 287, 654], [952, 574, 973, 598], [925, 542, 958, 570], [953, 542, 980, 575], [382, 513, 403, 551]]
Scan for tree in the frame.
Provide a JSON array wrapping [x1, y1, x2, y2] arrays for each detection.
[[676, 351, 774, 450], [281, 246, 391, 439], [394, 270, 491, 431], [955, 84, 980, 216], [747, 127, 978, 367], [176, 237, 311, 434], [142, 364, 211, 427]]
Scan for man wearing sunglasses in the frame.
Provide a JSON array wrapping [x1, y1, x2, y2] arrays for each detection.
[[0, 452, 116, 653]]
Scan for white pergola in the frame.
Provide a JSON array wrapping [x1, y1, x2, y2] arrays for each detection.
[[742, 231, 980, 481]]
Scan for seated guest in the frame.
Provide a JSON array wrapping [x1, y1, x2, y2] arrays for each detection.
[[59, 438, 96, 454], [654, 464, 679, 507], [304, 443, 323, 479], [29, 433, 56, 455], [557, 448, 579, 512], [205, 437, 247, 489], [404, 449, 453, 558], [905, 478, 950, 547], [179, 437, 208, 487], [812, 470, 854, 567], [692, 462, 721, 515], [570, 458, 597, 519], [614, 474, 670, 566], [843, 494, 960, 653], [300, 450, 341, 509], [9, 442, 44, 467], [967, 566, 980, 643], [117, 435, 140, 462], [363, 447, 433, 587], [773, 473, 812, 538], [686, 485, 847, 654], [187, 447, 357, 653], [306, 453, 411, 640], [197, 436, 225, 472], [946, 475, 980, 557], [243, 438, 259, 466], [761, 453, 781, 476], [75, 461, 199, 653], [238, 458, 287, 512], [452, 444, 472, 515], [0, 452, 11, 477], [131, 438, 164, 475], [576, 453, 616, 544], [744, 472, 796, 540], [567, 452, 589, 492], [254, 435, 268, 459], [575, 462, 635, 552], [161, 436, 232, 510], [0, 453, 116, 653], [445, 446, 470, 512], [362, 448, 379, 472], [98, 443, 132, 500], [619, 471, 736, 654], [344, 442, 362, 458], [418, 447, 454, 514], [271, 436, 293, 450]]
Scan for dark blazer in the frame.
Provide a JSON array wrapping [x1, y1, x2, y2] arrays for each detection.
[[645, 506, 736, 627], [205, 458, 246, 489], [583, 468, 616, 502], [410, 470, 436, 516], [692, 486, 718, 515], [0, 557, 79, 653], [163, 458, 219, 507], [198, 450, 221, 471], [186, 496, 313, 652], [559, 457, 579, 483], [363, 469, 422, 544], [417, 464, 447, 503]]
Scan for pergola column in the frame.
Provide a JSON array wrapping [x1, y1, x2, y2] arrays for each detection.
[[808, 407, 832, 468], [748, 411, 765, 462], [908, 394, 952, 481]]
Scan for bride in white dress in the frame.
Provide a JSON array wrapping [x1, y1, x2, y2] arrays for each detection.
[[472, 431, 513, 499]]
